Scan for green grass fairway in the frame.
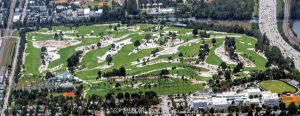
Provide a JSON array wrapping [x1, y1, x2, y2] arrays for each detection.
[[260, 80, 296, 93], [24, 41, 41, 76], [86, 78, 204, 97], [21, 23, 273, 97], [206, 39, 223, 65], [235, 36, 267, 70]]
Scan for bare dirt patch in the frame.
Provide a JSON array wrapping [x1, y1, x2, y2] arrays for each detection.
[[32, 40, 81, 49]]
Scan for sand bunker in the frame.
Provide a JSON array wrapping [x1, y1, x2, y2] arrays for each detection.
[[33, 40, 81, 49]]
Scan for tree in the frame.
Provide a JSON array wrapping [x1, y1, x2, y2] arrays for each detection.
[[279, 102, 286, 111], [97, 42, 101, 48], [118, 66, 126, 77], [288, 102, 297, 115], [168, 56, 173, 62], [145, 34, 152, 42], [160, 69, 169, 78], [247, 108, 253, 116], [116, 92, 124, 100], [59, 31, 64, 40], [54, 33, 59, 40], [151, 48, 159, 57], [211, 38, 216, 46], [105, 54, 113, 65], [67, 52, 82, 73], [109, 24, 112, 30], [209, 108, 215, 114], [125, 0, 139, 15], [178, 52, 184, 60], [97, 70, 102, 79], [111, 44, 116, 49], [224, 70, 231, 80], [219, 62, 228, 70], [134, 40, 140, 50], [192, 28, 198, 37], [115, 82, 121, 89], [45, 71, 54, 79], [41, 47, 47, 53], [233, 62, 243, 73]]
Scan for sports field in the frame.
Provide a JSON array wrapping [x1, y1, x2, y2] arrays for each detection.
[[260, 80, 296, 93], [280, 94, 300, 106]]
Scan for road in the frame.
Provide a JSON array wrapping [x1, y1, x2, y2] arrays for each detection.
[[283, 0, 300, 45], [160, 96, 171, 116], [21, 0, 28, 23], [0, 0, 18, 115], [0, 37, 19, 115], [259, 0, 300, 70]]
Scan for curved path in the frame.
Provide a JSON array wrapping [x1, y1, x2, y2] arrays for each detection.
[[259, 0, 300, 70], [283, 0, 300, 45]]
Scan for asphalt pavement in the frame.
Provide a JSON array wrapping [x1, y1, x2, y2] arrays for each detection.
[[259, 0, 300, 70]]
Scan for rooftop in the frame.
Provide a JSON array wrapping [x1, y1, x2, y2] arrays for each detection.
[[262, 92, 279, 99], [212, 97, 228, 105], [246, 88, 261, 93]]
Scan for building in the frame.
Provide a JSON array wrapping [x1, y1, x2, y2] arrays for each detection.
[[188, 94, 210, 111], [211, 97, 228, 110], [290, 80, 299, 86], [0, 66, 6, 84], [54, 71, 74, 81], [13, 13, 21, 22], [188, 88, 280, 111], [54, 0, 69, 4], [84, 8, 90, 18], [98, 0, 112, 7], [261, 91, 280, 107], [146, 8, 175, 15]]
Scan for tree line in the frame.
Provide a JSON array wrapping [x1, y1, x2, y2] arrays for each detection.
[[191, 0, 254, 20], [291, 0, 300, 19]]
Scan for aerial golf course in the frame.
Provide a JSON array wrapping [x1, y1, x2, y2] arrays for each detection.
[[21, 23, 268, 96]]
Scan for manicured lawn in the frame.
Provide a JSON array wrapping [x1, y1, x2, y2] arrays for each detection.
[[179, 39, 214, 57], [235, 36, 267, 70], [86, 78, 204, 97], [23, 24, 268, 86], [16, 76, 42, 89], [21, 23, 276, 98], [80, 46, 110, 69], [260, 80, 296, 93], [206, 39, 224, 65], [48, 37, 101, 68], [23, 41, 42, 76]]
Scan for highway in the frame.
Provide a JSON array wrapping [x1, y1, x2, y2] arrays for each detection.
[[283, 0, 300, 45], [259, 0, 300, 70], [0, 0, 18, 115], [21, 0, 28, 23]]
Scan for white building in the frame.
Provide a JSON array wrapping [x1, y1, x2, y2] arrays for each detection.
[[211, 97, 228, 110], [246, 88, 261, 96], [188, 94, 210, 111], [147, 8, 175, 15], [261, 91, 279, 107], [13, 14, 21, 22], [188, 88, 280, 111], [84, 8, 90, 18]]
